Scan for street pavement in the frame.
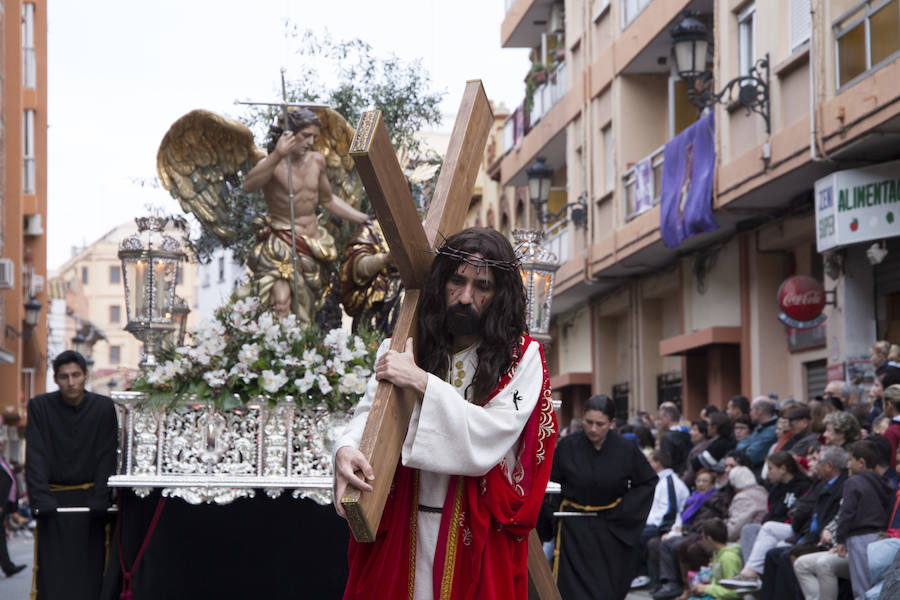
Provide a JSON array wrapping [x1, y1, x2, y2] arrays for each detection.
[[0, 533, 33, 600], [0, 531, 655, 599]]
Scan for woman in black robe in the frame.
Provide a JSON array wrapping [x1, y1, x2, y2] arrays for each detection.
[[551, 395, 657, 600]]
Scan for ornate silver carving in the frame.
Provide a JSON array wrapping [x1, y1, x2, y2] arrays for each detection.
[[109, 392, 349, 506]]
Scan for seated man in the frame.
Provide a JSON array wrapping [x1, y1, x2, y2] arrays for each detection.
[[793, 440, 892, 600], [757, 446, 849, 600]]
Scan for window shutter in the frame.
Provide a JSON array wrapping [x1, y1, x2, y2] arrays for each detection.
[[790, 0, 811, 51]]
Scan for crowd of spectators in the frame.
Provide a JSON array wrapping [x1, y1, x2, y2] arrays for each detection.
[[563, 339, 900, 600]]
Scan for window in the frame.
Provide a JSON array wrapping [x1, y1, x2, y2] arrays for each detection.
[[738, 4, 757, 77], [110, 346, 121, 364], [81, 266, 89, 284], [22, 4, 36, 88], [623, 0, 653, 28], [109, 265, 120, 283], [602, 124, 614, 193], [109, 305, 120, 324], [835, 0, 900, 88], [789, 0, 812, 51], [24, 110, 36, 194], [218, 257, 225, 283]]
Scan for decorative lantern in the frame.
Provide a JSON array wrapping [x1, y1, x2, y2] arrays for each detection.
[[71, 330, 88, 355], [118, 216, 185, 369], [514, 229, 559, 342], [24, 295, 42, 328], [670, 13, 710, 81], [171, 295, 191, 347], [526, 157, 554, 223]]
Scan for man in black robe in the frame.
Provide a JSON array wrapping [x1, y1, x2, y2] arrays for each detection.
[[550, 395, 657, 600], [26, 350, 118, 600]]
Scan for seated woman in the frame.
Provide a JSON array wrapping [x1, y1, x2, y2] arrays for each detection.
[[733, 415, 753, 455], [722, 452, 812, 589], [823, 411, 861, 449]]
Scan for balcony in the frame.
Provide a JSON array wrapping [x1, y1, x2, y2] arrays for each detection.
[[622, 144, 664, 221], [502, 61, 568, 155], [502, 0, 559, 49]]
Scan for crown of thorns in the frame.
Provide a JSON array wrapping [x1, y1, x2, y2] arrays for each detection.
[[431, 241, 520, 271]]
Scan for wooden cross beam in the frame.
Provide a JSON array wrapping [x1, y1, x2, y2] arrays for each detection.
[[340, 80, 493, 540], [340, 80, 561, 600]]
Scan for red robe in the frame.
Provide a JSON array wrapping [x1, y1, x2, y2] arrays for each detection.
[[343, 335, 557, 600]]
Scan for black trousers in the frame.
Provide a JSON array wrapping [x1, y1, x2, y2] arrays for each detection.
[[759, 546, 800, 600], [0, 513, 15, 573]]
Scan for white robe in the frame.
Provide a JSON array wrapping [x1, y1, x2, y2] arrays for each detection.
[[336, 338, 543, 600]]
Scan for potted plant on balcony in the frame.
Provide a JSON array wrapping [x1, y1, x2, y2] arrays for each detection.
[[525, 62, 546, 114]]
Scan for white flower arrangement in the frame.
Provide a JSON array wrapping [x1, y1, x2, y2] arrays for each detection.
[[132, 296, 380, 411]]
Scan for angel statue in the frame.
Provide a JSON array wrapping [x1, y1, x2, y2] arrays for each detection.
[[157, 107, 368, 327]]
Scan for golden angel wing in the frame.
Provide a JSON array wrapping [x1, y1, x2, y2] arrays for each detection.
[[310, 107, 363, 211], [157, 109, 266, 243]]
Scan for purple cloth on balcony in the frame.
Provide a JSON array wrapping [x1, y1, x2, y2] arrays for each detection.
[[660, 111, 718, 248], [634, 156, 654, 215]]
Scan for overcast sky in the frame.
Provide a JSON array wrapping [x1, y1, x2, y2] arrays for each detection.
[[46, 0, 529, 269]]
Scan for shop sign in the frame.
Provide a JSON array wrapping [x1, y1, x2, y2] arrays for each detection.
[[826, 362, 845, 382], [815, 159, 900, 252], [787, 322, 826, 353], [777, 275, 826, 328]]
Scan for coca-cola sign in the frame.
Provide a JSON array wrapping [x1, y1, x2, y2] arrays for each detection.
[[777, 276, 826, 329]]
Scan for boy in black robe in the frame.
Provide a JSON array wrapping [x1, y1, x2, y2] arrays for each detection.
[[25, 350, 118, 600]]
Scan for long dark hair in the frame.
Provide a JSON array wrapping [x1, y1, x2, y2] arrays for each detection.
[[416, 228, 526, 403], [266, 108, 322, 153]]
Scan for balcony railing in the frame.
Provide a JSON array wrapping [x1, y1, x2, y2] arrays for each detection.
[[502, 61, 568, 155], [544, 218, 571, 266], [622, 144, 665, 221]]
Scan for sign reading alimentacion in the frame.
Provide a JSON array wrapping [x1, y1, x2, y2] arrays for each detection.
[[815, 159, 900, 253]]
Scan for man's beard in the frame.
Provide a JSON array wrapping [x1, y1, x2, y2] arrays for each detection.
[[444, 303, 482, 337]]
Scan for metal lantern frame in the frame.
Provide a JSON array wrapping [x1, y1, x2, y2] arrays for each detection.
[[514, 229, 560, 342], [670, 11, 771, 135], [171, 295, 191, 348], [527, 157, 587, 228], [118, 216, 185, 370]]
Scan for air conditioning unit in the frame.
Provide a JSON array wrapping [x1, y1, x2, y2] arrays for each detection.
[[0, 258, 14, 290], [24, 214, 44, 236]]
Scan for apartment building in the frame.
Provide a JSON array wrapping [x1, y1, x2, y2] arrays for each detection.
[[50, 221, 199, 394], [500, 0, 900, 424], [0, 1, 47, 456]]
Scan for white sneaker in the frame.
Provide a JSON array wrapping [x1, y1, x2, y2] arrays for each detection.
[[631, 575, 651, 589]]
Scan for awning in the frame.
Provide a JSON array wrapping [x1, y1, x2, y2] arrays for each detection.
[[659, 326, 741, 356]]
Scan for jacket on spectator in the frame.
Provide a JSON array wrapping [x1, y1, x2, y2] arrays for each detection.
[[885, 419, 900, 468], [685, 485, 735, 536], [764, 474, 812, 524], [726, 482, 768, 541], [661, 427, 693, 476], [789, 471, 848, 544], [701, 545, 743, 600], [835, 469, 892, 544], [692, 436, 737, 472], [647, 468, 690, 531], [743, 417, 778, 468]]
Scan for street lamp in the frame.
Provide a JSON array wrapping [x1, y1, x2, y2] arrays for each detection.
[[171, 295, 190, 347], [71, 331, 88, 355], [670, 12, 771, 135], [514, 229, 560, 343], [4, 295, 43, 340], [527, 157, 587, 228], [118, 216, 185, 370]]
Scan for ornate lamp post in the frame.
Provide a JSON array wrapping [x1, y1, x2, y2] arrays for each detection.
[[118, 216, 185, 370], [527, 157, 587, 228], [4, 295, 42, 340], [71, 331, 88, 355], [670, 12, 771, 134], [171, 295, 190, 347], [514, 229, 560, 343]]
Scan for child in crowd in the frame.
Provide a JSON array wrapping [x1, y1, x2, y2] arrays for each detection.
[[688, 518, 743, 600]]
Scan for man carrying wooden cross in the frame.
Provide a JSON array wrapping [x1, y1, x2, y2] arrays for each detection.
[[334, 227, 558, 600]]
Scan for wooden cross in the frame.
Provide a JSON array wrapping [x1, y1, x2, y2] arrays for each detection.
[[341, 80, 561, 600]]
